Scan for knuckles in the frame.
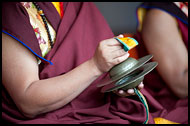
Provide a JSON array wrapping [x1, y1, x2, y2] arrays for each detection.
[[95, 38, 127, 73]]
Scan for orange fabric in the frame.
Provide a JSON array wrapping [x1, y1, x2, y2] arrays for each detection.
[[173, 2, 188, 17], [123, 33, 139, 59]]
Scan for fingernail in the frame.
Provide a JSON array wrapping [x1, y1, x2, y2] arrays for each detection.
[[127, 89, 134, 94], [126, 53, 130, 57], [118, 34, 124, 38], [139, 83, 144, 88], [124, 53, 130, 59], [119, 90, 124, 94]]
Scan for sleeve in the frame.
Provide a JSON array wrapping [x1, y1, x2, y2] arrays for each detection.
[[2, 2, 52, 65]]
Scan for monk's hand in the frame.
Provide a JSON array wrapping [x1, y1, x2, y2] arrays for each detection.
[[113, 82, 144, 97], [91, 34, 130, 75]]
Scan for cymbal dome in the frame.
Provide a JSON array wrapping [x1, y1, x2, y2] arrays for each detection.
[[109, 57, 138, 79]]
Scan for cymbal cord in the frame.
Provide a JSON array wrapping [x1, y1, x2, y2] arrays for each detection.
[[134, 88, 149, 124]]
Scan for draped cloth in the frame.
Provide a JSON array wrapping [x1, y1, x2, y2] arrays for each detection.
[[2, 2, 188, 124], [134, 2, 188, 124]]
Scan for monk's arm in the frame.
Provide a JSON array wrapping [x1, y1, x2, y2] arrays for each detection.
[[2, 33, 129, 118], [141, 9, 188, 98], [2, 32, 102, 118]]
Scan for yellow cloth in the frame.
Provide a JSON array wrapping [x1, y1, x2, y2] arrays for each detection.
[[154, 117, 180, 124], [137, 8, 147, 32], [52, 2, 61, 17]]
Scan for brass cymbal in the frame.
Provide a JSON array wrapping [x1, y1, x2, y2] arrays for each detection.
[[101, 62, 158, 93], [97, 54, 153, 88]]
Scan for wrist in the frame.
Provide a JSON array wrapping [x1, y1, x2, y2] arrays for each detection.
[[88, 58, 103, 77]]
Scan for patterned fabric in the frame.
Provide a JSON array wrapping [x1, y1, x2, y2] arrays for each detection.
[[173, 2, 188, 17], [21, 2, 57, 64]]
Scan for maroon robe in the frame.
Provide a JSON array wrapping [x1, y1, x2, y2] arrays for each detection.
[[2, 2, 188, 124]]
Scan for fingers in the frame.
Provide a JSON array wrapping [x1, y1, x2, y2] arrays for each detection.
[[137, 82, 144, 90], [109, 46, 123, 52], [114, 82, 144, 97], [114, 90, 128, 97], [105, 39, 122, 46], [112, 49, 128, 59], [127, 89, 135, 94], [118, 90, 128, 97], [105, 34, 124, 46], [112, 53, 130, 64], [93, 34, 128, 73], [115, 89, 135, 97]]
